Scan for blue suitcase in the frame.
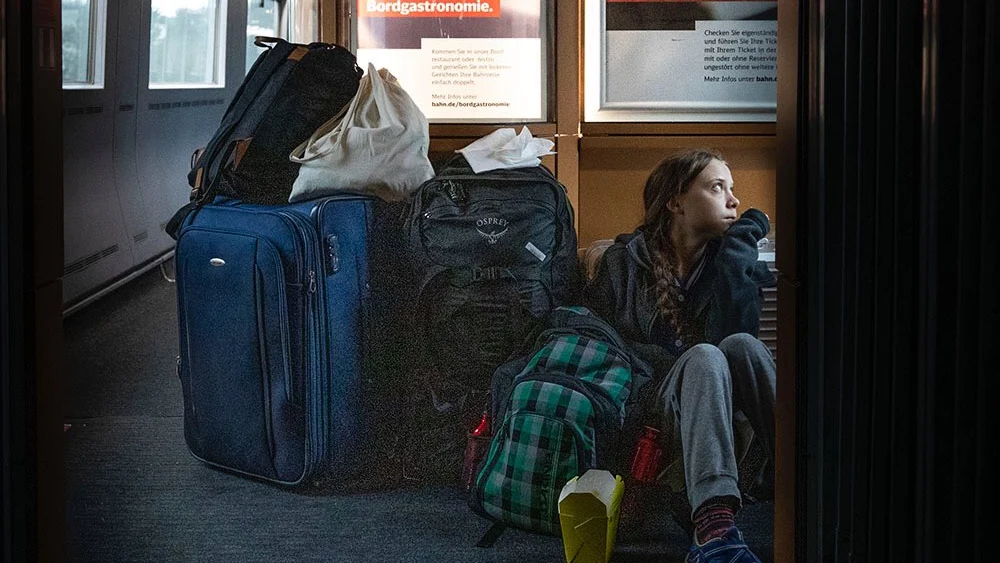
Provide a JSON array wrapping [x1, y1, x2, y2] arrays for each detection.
[[174, 195, 402, 485]]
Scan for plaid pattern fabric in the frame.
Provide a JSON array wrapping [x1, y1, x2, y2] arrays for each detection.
[[474, 313, 634, 535], [523, 334, 633, 426]]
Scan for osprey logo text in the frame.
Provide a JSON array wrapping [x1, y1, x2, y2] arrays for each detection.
[[476, 217, 509, 245]]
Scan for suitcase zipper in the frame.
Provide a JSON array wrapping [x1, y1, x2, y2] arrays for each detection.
[[281, 210, 326, 472], [255, 239, 295, 405]]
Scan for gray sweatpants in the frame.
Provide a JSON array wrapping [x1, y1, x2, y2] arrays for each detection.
[[650, 333, 776, 515]]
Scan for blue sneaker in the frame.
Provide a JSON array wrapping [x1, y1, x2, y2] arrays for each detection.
[[685, 526, 763, 563]]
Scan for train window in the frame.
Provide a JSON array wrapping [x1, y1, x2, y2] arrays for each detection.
[[149, 0, 227, 88], [61, 0, 107, 89], [285, 1, 319, 44], [246, 0, 319, 74], [246, 0, 281, 73]]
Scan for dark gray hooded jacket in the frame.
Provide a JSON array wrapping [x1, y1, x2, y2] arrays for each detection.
[[582, 208, 776, 375]]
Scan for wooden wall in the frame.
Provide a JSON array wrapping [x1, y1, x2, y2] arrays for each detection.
[[577, 132, 776, 245]]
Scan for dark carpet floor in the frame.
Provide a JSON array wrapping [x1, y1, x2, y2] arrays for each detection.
[[63, 264, 772, 563]]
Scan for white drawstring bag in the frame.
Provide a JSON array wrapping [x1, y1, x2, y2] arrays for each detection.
[[288, 63, 434, 202]]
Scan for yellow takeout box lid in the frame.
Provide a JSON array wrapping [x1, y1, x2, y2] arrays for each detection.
[[557, 469, 625, 563]]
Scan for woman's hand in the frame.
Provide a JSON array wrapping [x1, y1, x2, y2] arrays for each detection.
[[736, 208, 771, 240]]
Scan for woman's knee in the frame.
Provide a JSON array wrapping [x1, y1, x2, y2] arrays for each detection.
[[718, 333, 768, 358], [677, 344, 731, 390], [657, 344, 731, 410], [682, 342, 728, 370]]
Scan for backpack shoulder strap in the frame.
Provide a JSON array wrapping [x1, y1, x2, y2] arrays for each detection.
[[187, 38, 298, 190], [474, 521, 507, 548]]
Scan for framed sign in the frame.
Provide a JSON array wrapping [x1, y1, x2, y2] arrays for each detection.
[[354, 0, 549, 122], [584, 0, 778, 122]]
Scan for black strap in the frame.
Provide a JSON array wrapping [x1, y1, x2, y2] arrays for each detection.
[[411, 264, 545, 316], [448, 265, 544, 287], [413, 265, 448, 307], [474, 521, 506, 548], [165, 200, 198, 241], [167, 139, 239, 240], [254, 35, 282, 49]]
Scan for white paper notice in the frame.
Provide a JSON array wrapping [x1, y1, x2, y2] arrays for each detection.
[[423, 38, 541, 120], [359, 38, 542, 121], [605, 20, 777, 108]]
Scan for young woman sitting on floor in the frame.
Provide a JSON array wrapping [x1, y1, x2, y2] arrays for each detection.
[[584, 148, 776, 563]]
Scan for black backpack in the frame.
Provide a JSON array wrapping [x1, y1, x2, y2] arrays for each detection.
[[401, 155, 581, 480], [166, 37, 362, 239]]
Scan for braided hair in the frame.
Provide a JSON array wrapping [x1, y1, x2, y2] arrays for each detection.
[[641, 148, 725, 345]]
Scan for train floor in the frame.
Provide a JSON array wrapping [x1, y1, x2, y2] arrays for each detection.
[[63, 262, 773, 563]]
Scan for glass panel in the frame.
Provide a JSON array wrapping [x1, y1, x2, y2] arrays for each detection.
[[246, 0, 281, 74], [62, 0, 92, 84], [584, 0, 777, 122], [355, 0, 549, 123], [287, 0, 318, 44], [62, 0, 106, 88], [149, 0, 225, 87], [245, 0, 318, 75]]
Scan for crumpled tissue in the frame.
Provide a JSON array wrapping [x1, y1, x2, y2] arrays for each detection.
[[457, 126, 556, 173]]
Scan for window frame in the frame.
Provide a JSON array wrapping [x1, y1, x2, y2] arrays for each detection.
[[62, 0, 108, 90], [148, 0, 228, 90]]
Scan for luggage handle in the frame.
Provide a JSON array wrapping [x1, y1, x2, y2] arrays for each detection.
[[254, 35, 282, 49]]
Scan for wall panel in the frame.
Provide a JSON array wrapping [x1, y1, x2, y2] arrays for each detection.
[[578, 136, 776, 246]]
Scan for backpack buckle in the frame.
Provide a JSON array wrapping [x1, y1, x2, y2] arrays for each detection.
[[471, 267, 515, 282], [472, 267, 499, 281]]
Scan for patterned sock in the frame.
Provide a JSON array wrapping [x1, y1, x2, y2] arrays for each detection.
[[692, 497, 737, 545]]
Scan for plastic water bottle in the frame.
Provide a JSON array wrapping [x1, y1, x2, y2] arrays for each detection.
[[630, 426, 663, 483], [619, 426, 664, 537], [460, 410, 491, 493]]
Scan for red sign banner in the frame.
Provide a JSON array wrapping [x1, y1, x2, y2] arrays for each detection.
[[359, 0, 503, 18]]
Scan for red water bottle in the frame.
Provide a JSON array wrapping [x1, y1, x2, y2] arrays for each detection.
[[619, 425, 664, 537], [460, 410, 491, 493], [630, 426, 663, 483]]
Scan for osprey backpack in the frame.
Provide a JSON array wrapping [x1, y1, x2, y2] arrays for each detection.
[[401, 155, 581, 481]]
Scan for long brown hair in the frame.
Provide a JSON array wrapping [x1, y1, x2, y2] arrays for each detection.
[[641, 148, 725, 344]]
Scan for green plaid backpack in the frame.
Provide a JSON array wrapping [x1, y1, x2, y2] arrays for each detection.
[[468, 307, 652, 535]]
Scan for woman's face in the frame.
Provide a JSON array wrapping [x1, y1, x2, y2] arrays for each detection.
[[669, 158, 739, 238]]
